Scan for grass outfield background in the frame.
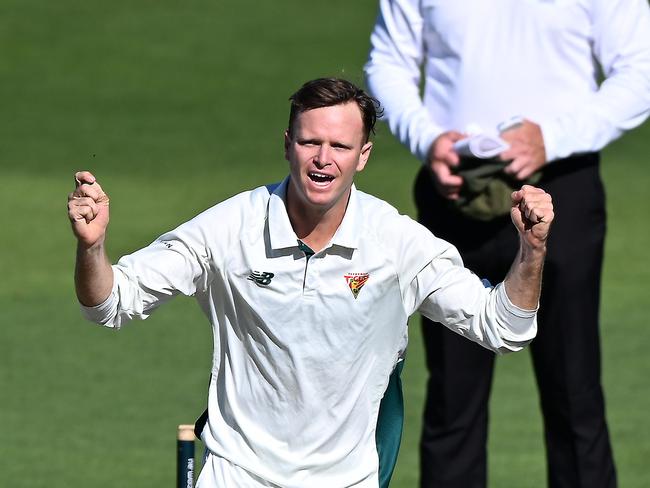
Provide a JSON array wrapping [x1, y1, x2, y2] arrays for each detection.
[[1, 1, 648, 486]]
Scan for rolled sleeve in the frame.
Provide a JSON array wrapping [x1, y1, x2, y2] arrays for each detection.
[[79, 279, 120, 328], [492, 283, 537, 352], [412, 246, 537, 354], [78, 217, 211, 330]]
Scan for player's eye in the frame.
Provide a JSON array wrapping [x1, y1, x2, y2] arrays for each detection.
[[332, 143, 352, 151], [297, 139, 319, 147]]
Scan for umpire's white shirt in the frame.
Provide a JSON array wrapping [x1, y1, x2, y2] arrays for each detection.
[[82, 178, 536, 487], [365, 0, 650, 163]]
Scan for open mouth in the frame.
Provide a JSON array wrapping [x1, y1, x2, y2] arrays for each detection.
[[308, 172, 335, 186]]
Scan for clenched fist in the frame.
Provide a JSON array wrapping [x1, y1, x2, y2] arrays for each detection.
[[510, 185, 554, 251], [67, 171, 110, 249]]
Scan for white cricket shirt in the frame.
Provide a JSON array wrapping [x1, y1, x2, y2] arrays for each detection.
[[82, 178, 536, 487], [364, 0, 650, 162]]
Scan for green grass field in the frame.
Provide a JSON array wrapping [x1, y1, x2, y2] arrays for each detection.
[[1, 1, 649, 486]]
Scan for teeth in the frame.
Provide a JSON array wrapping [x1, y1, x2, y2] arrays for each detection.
[[309, 172, 333, 182]]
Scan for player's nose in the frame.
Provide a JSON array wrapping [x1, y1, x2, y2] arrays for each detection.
[[314, 145, 331, 166]]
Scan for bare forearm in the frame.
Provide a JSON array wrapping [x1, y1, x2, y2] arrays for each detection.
[[75, 242, 114, 307], [504, 185, 554, 309], [69, 171, 113, 307], [504, 243, 546, 311]]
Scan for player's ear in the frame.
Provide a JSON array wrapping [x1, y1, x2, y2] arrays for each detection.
[[356, 141, 373, 172], [284, 130, 291, 161]]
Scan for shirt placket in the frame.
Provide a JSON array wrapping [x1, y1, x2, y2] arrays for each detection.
[[298, 241, 319, 297]]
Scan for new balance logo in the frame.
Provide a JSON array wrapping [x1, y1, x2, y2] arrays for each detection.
[[248, 271, 274, 286]]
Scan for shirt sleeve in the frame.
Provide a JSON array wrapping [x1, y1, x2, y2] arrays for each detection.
[[539, 0, 650, 161], [364, 0, 442, 162], [405, 245, 537, 354], [80, 219, 212, 329]]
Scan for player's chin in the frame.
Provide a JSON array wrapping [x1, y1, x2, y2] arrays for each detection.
[[305, 187, 344, 209], [304, 192, 336, 209]]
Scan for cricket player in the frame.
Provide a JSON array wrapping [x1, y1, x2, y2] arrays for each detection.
[[67, 78, 554, 487]]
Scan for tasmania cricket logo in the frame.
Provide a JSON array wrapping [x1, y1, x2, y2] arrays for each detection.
[[344, 273, 370, 299]]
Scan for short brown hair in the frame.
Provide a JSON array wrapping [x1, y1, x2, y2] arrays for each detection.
[[287, 78, 382, 142]]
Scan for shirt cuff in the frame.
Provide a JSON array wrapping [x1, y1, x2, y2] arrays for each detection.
[[416, 129, 442, 164], [495, 283, 537, 338], [79, 281, 119, 327], [538, 118, 575, 163]]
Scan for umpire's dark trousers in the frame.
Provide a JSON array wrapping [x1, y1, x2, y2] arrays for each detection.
[[416, 153, 617, 488]]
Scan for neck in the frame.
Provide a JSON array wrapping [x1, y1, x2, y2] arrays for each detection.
[[286, 189, 350, 253]]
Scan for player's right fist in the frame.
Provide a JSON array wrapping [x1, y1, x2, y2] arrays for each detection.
[[68, 171, 110, 248]]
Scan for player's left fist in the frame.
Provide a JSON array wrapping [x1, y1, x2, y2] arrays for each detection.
[[510, 185, 554, 249]]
